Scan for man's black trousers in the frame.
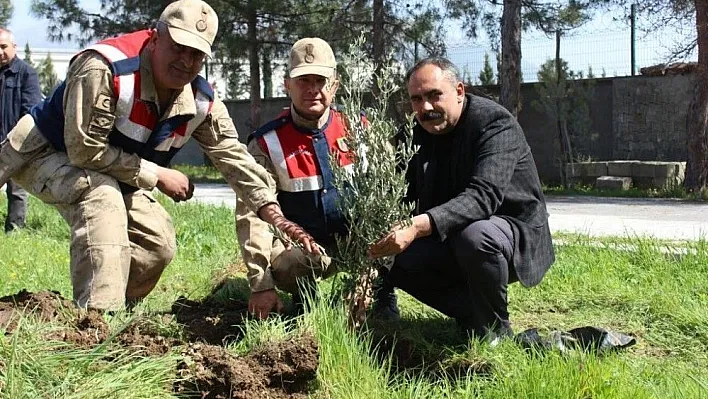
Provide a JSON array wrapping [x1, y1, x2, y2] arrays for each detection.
[[385, 216, 516, 337]]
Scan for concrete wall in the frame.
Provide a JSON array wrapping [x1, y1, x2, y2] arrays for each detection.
[[496, 74, 692, 183], [176, 74, 695, 184], [171, 98, 291, 165], [611, 74, 693, 162], [514, 78, 617, 182], [225, 99, 292, 143]]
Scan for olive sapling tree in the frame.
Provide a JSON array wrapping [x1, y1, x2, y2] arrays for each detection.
[[329, 37, 417, 328]]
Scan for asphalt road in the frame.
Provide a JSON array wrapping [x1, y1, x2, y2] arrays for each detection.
[[189, 184, 708, 241]]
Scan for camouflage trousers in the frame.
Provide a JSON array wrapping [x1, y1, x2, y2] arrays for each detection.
[[1, 115, 175, 311], [269, 239, 336, 295]]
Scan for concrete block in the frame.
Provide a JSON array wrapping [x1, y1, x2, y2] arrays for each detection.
[[653, 162, 678, 178], [596, 176, 632, 190], [631, 176, 654, 189], [607, 161, 638, 177], [632, 162, 657, 178], [652, 177, 671, 189], [652, 175, 685, 190], [677, 163, 687, 180], [585, 162, 609, 178]]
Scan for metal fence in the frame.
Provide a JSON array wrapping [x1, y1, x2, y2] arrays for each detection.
[[446, 25, 698, 84]]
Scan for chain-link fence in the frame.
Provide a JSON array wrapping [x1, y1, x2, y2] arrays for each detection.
[[446, 24, 698, 84]]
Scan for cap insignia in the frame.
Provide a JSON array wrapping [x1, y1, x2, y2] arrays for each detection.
[[304, 44, 315, 63], [196, 8, 208, 32]]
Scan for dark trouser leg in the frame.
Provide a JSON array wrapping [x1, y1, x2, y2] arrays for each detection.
[[5, 179, 28, 232], [387, 216, 515, 338], [451, 216, 515, 337], [387, 235, 472, 320]]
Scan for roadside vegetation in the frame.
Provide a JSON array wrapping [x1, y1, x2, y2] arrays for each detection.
[[542, 183, 707, 201], [1, 196, 706, 398]]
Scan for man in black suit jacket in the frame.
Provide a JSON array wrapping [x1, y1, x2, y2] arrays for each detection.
[[369, 57, 554, 339]]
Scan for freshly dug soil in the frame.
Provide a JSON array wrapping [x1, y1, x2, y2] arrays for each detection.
[[0, 290, 319, 398]]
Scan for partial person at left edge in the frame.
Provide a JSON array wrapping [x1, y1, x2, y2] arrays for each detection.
[[0, 28, 42, 233], [0, 0, 316, 312]]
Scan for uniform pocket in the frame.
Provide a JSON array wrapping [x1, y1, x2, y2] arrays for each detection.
[[31, 153, 90, 205], [214, 116, 239, 138]]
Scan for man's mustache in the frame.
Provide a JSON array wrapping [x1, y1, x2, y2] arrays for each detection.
[[420, 111, 443, 121]]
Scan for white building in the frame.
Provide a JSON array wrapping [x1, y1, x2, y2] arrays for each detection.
[[17, 47, 77, 82]]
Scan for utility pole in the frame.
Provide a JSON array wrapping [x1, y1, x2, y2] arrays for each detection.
[[630, 3, 636, 76], [372, 0, 384, 95]]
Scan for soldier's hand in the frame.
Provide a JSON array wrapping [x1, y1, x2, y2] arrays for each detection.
[[248, 289, 284, 319], [275, 218, 321, 255], [156, 167, 193, 202], [258, 203, 322, 255]]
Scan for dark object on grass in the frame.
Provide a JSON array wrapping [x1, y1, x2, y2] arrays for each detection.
[[515, 326, 636, 353]]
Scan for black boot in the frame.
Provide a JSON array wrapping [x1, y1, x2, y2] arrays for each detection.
[[290, 277, 318, 316], [370, 273, 400, 321]]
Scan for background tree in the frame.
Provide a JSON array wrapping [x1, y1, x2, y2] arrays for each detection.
[[500, 0, 522, 116], [455, 1, 595, 117], [0, 0, 12, 27], [533, 58, 594, 187], [686, 0, 708, 193], [37, 52, 59, 95], [479, 52, 496, 85], [23, 42, 35, 68], [30, 0, 466, 129], [28, 0, 490, 129]]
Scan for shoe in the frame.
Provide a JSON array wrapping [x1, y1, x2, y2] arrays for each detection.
[[457, 319, 513, 344], [290, 292, 306, 316], [290, 278, 318, 316], [4, 221, 23, 234], [370, 282, 400, 322]]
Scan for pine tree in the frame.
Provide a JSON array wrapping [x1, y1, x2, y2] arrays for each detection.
[[23, 42, 35, 69], [478, 52, 496, 85], [0, 0, 12, 27], [533, 58, 594, 188], [38, 52, 59, 95]]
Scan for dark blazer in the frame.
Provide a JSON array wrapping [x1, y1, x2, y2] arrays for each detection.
[[0, 57, 42, 139], [406, 93, 554, 287]]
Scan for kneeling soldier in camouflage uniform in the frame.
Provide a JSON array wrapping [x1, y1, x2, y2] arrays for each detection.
[[0, 0, 316, 311], [237, 38, 400, 320]]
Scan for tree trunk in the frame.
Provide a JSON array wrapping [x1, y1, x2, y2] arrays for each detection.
[[372, 0, 385, 95], [262, 45, 273, 99], [247, 4, 262, 129], [685, 0, 708, 191], [500, 0, 522, 117]]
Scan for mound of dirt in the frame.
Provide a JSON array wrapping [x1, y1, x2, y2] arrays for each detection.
[[1, 290, 319, 398], [0, 289, 75, 333], [172, 296, 249, 345], [175, 335, 319, 399]]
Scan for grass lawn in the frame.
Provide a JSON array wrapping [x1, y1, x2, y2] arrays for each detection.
[[0, 195, 706, 398]]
